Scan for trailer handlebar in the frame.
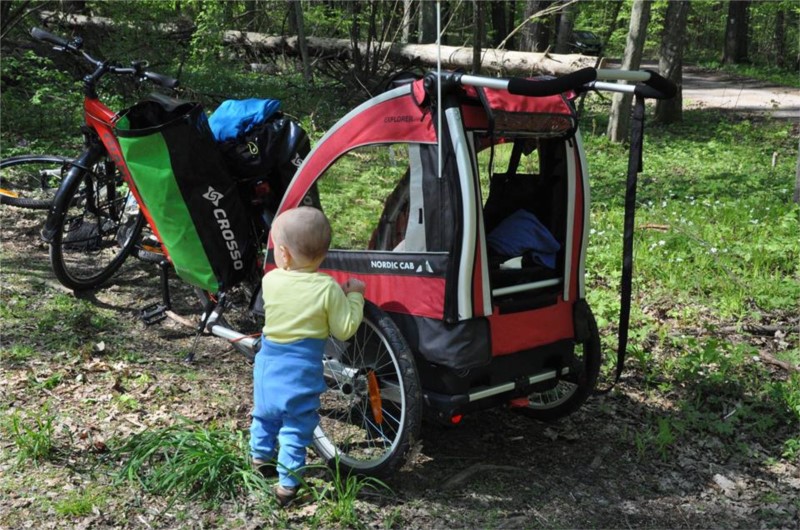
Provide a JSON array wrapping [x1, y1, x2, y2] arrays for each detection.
[[635, 69, 677, 99], [506, 68, 598, 97], [458, 67, 677, 101]]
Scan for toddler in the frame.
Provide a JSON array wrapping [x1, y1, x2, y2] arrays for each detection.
[[250, 206, 366, 506]]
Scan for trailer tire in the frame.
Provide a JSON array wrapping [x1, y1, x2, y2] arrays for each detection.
[[313, 301, 422, 478], [512, 304, 602, 421]]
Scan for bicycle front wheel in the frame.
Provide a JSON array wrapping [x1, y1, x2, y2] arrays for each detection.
[[0, 155, 72, 209], [49, 156, 144, 291], [313, 301, 422, 478]]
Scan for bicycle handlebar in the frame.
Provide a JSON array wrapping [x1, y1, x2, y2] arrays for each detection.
[[30, 27, 179, 90], [31, 27, 71, 49]]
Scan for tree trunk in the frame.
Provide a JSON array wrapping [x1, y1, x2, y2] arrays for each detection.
[[654, 0, 689, 124], [419, 0, 436, 44], [607, 0, 651, 143], [723, 0, 750, 65], [224, 33, 596, 76], [554, 0, 574, 54], [519, 1, 552, 52], [289, 0, 312, 84], [401, 0, 412, 44], [773, 9, 785, 68], [472, 0, 483, 74], [490, 1, 506, 48]]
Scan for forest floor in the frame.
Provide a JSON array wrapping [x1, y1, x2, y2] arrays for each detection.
[[1, 70, 799, 529]]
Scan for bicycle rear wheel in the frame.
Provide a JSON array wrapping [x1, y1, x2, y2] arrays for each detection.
[[49, 156, 144, 290], [0, 155, 72, 209], [313, 301, 422, 478]]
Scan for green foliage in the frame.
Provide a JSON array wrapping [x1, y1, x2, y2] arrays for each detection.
[[186, 0, 227, 63], [572, 0, 800, 69], [627, 336, 799, 462], [583, 107, 799, 319], [112, 418, 269, 505], [633, 416, 677, 461], [30, 371, 64, 391], [315, 458, 392, 527], [0, 281, 123, 355], [783, 437, 800, 462], [5, 409, 57, 464], [53, 488, 108, 517], [0, 50, 84, 148]]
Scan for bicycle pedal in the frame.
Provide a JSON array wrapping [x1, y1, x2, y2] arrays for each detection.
[[140, 303, 167, 325]]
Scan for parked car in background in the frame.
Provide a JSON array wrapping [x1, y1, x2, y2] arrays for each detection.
[[569, 30, 603, 56]]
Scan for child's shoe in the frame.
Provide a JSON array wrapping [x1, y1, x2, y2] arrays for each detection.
[[274, 484, 298, 507], [251, 458, 277, 478]]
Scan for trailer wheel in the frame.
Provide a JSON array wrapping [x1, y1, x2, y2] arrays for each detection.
[[313, 301, 422, 478], [513, 305, 602, 421]]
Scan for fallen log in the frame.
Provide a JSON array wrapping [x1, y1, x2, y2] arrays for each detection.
[[758, 352, 800, 373], [222, 31, 599, 76], [39, 11, 599, 76]]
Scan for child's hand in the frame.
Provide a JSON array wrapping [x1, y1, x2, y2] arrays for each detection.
[[342, 278, 366, 295]]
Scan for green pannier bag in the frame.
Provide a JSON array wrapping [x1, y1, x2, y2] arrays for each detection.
[[115, 94, 255, 293]]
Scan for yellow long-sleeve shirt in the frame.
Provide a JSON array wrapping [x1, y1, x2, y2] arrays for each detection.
[[261, 268, 364, 343]]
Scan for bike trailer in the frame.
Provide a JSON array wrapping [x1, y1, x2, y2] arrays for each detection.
[[115, 94, 256, 293], [270, 72, 599, 423], [270, 68, 674, 426]]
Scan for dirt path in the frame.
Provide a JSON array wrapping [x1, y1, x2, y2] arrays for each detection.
[[681, 68, 800, 119]]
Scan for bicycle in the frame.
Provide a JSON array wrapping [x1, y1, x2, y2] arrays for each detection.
[[0, 154, 73, 209], [29, 28, 179, 291]]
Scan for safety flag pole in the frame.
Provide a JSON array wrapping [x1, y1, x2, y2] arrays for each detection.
[[436, 0, 442, 179]]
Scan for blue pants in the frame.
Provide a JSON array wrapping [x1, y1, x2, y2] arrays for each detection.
[[250, 337, 327, 488]]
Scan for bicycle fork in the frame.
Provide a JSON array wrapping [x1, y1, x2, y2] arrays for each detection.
[[41, 145, 104, 243]]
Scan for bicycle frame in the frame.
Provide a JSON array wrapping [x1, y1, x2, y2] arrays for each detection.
[[41, 94, 169, 265]]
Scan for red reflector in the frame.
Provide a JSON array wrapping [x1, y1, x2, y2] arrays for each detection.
[[508, 398, 530, 408], [450, 414, 463, 424]]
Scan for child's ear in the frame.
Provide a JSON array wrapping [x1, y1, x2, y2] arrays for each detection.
[[278, 244, 292, 269]]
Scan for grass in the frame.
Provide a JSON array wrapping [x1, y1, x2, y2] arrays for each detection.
[[581, 108, 797, 334], [112, 418, 265, 505], [53, 487, 109, 517], [110, 418, 393, 524], [314, 458, 392, 527], [0, 282, 132, 357], [694, 61, 800, 88], [4, 409, 58, 465]]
